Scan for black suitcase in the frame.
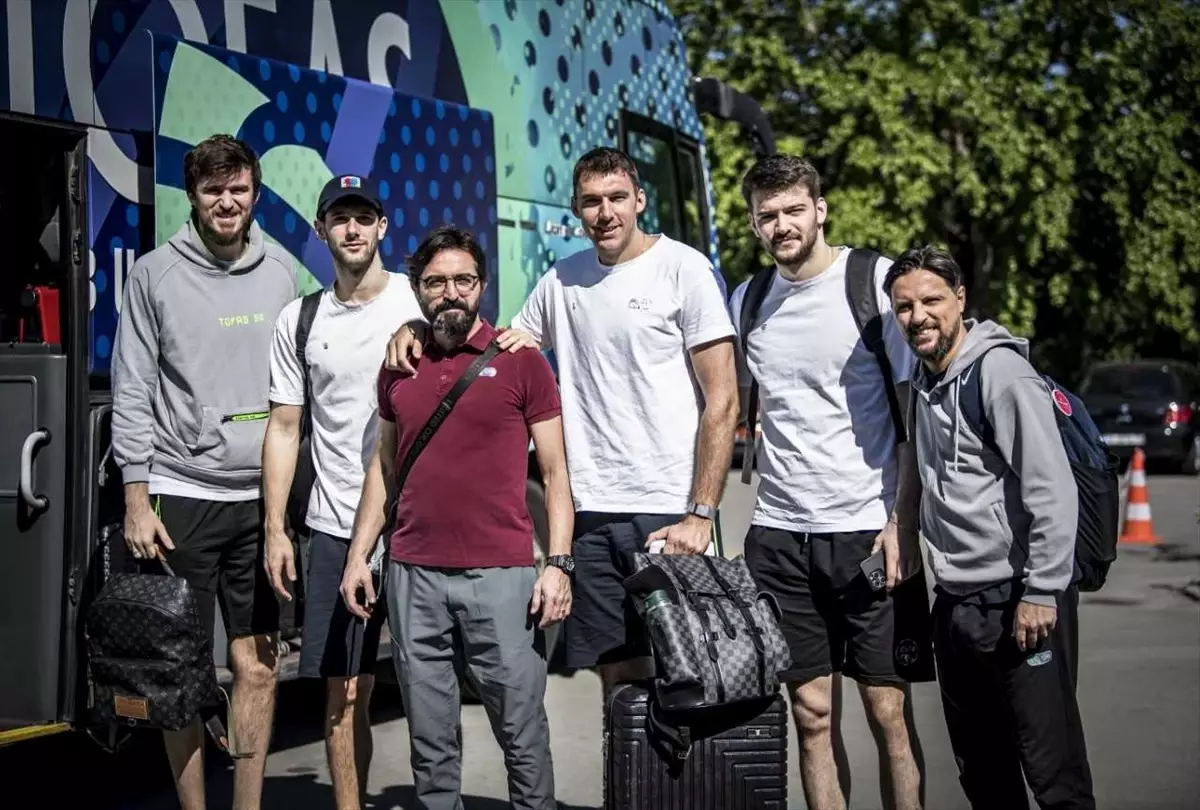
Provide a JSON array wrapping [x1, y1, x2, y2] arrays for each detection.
[[605, 681, 789, 809]]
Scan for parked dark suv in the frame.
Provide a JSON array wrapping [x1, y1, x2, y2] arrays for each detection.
[[1078, 359, 1200, 474]]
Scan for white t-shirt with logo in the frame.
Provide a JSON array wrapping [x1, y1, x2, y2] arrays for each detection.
[[512, 234, 736, 514], [729, 247, 916, 533], [269, 272, 423, 538]]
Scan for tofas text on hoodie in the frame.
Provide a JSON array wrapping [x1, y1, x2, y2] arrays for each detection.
[[911, 319, 1078, 606], [111, 218, 299, 496]]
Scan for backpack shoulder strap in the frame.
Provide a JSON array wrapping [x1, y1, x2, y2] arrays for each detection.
[[955, 348, 1003, 459], [294, 290, 323, 435], [845, 248, 906, 442], [736, 268, 775, 485], [393, 340, 502, 495]]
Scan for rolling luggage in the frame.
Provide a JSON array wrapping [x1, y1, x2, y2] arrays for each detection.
[[605, 681, 788, 810]]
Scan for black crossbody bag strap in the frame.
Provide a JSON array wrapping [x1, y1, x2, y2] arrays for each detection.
[[393, 339, 502, 494]]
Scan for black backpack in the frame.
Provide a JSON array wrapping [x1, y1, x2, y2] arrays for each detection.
[[84, 526, 246, 756], [955, 346, 1121, 591], [736, 248, 906, 482]]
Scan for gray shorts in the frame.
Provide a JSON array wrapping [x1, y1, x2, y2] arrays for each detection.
[[298, 530, 386, 679]]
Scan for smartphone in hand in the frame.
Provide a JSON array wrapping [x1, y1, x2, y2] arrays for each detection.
[[859, 549, 887, 591]]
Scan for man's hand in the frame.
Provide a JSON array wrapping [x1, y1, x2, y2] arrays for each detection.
[[495, 327, 539, 353], [530, 566, 572, 629], [124, 499, 174, 561], [384, 321, 426, 374], [1014, 600, 1057, 652], [339, 555, 377, 621], [870, 519, 922, 591], [646, 515, 712, 555], [264, 529, 296, 601]]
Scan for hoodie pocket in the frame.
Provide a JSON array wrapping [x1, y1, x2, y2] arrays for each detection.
[[188, 405, 270, 472], [989, 501, 1014, 548]]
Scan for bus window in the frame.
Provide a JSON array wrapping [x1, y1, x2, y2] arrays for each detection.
[[628, 129, 683, 241], [620, 111, 711, 256], [676, 145, 708, 255]]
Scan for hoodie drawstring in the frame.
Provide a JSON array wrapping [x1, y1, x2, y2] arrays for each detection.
[[952, 377, 962, 472]]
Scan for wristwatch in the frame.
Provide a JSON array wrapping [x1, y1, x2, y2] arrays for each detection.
[[686, 502, 718, 521], [546, 554, 575, 575]]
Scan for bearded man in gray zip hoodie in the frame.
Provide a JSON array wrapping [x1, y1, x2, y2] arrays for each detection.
[[884, 245, 1094, 810], [110, 134, 298, 810]]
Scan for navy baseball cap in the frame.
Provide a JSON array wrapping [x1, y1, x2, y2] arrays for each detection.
[[316, 174, 383, 218]]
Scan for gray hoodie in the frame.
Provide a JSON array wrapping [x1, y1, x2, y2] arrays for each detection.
[[111, 218, 298, 494], [911, 319, 1078, 606]]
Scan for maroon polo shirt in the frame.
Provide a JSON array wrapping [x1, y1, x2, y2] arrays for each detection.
[[376, 320, 562, 568]]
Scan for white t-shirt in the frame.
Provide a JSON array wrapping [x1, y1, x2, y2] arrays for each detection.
[[728, 247, 915, 533], [512, 234, 735, 514], [269, 272, 423, 538]]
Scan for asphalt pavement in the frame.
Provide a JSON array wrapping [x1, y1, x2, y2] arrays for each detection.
[[3, 473, 1197, 809]]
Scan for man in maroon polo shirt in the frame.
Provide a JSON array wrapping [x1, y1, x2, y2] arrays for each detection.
[[340, 225, 573, 810]]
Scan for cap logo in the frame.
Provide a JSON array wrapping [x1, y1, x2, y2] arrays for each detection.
[[340, 176, 362, 188]]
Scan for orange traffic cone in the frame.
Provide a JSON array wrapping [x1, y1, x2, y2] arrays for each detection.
[[1119, 447, 1160, 545]]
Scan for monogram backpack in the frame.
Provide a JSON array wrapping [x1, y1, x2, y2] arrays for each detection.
[[622, 552, 792, 711], [83, 524, 244, 756]]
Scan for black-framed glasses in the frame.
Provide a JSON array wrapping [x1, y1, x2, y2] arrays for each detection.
[[421, 274, 480, 295]]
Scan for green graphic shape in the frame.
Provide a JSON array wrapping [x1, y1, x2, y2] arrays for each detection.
[[258, 145, 334, 224], [154, 184, 321, 295], [158, 42, 268, 146]]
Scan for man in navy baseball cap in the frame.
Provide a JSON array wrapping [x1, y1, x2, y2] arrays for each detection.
[[316, 174, 384, 219]]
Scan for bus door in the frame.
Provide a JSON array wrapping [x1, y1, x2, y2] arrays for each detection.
[[0, 112, 92, 737]]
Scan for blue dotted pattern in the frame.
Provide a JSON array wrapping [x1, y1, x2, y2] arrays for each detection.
[[151, 37, 499, 321], [47, 0, 715, 370]]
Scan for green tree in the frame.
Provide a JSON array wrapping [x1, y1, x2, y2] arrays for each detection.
[[671, 0, 1199, 382]]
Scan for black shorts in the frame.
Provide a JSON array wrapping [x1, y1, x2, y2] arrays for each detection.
[[743, 524, 935, 687], [298, 530, 386, 679], [144, 495, 280, 647], [566, 511, 720, 670]]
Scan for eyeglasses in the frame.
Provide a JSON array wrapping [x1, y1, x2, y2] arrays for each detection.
[[421, 274, 480, 295]]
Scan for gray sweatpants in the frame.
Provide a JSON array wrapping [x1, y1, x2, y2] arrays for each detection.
[[386, 562, 555, 810]]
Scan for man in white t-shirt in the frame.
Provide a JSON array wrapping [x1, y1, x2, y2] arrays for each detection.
[[383, 146, 739, 725], [261, 174, 422, 810], [729, 154, 933, 810]]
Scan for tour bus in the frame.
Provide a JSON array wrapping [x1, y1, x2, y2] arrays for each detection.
[[0, 0, 773, 748]]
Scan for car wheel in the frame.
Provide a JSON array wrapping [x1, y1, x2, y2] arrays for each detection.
[[1184, 435, 1200, 476]]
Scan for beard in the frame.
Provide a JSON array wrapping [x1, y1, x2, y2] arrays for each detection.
[[195, 209, 249, 248], [908, 319, 961, 364], [331, 239, 377, 275], [421, 298, 478, 344], [765, 226, 817, 268]]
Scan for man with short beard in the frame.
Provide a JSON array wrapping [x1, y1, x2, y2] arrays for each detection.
[[885, 245, 1094, 810], [729, 154, 932, 810], [261, 174, 422, 809], [111, 134, 297, 810], [342, 226, 573, 810]]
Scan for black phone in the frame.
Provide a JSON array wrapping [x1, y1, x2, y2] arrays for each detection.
[[859, 549, 887, 591]]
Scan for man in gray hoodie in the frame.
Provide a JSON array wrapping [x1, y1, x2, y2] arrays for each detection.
[[884, 245, 1094, 810], [111, 134, 298, 810]]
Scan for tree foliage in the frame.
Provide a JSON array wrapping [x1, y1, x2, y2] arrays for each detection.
[[671, 0, 1199, 382]]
